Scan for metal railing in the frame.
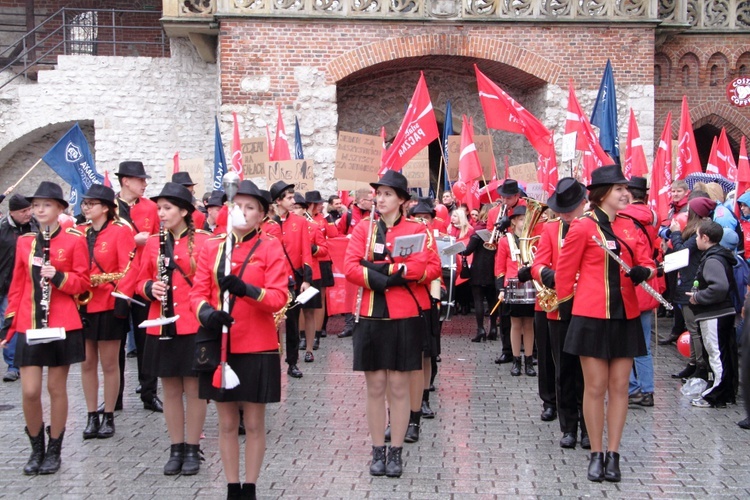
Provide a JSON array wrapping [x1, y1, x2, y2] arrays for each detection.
[[0, 8, 169, 92]]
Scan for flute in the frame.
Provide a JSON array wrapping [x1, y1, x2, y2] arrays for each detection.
[[592, 236, 673, 311], [354, 203, 377, 323]]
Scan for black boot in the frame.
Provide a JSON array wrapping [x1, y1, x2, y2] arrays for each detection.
[[369, 445, 386, 476], [385, 446, 403, 477], [240, 483, 256, 499], [182, 443, 204, 475], [524, 356, 537, 377], [82, 412, 100, 440], [313, 331, 322, 350], [587, 452, 605, 482], [97, 412, 115, 439], [471, 327, 486, 343], [604, 451, 621, 482], [23, 425, 45, 475], [164, 443, 184, 475], [38, 426, 64, 475], [404, 411, 421, 443], [227, 482, 242, 499], [510, 356, 522, 376], [421, 390, 435, 419], [487, 326, 498, 341]]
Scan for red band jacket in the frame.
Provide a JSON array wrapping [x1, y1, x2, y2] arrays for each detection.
[[305, 216, 329, 280], [189, 230, 289, 353], [556, 208, 655, 320], [77, 220, 137, 313], [344, 215, 442, 319], [136, 228, 211, 337], [5, 226, 90, 340], [274, 212, 313, 284], [116, 196, 159, 297], [531, 218, 567, 320]]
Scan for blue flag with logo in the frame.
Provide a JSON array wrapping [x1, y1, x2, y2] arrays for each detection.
[[442, 100, 454, 193], [41, 123, 102, 215], [294, 116, 304, 160], [213, 116, 227, 191], [591, 59, 620, 165]]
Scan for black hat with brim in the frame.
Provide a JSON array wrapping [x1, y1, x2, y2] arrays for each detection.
[[116, 161, 151, 179], [269, 180, 295, 201], [150, 182, 195, 213], [305, 190, 325, 204], [409, 197, 436, 218], [205, 190, 227, 208], [627, 176, 649, 192], [235, 180, 269, 213], [370, 170, 409, 199], [171, 171, 196, 187], [293, 192, 308, 208], [27, 181, 69, 209], [510, 205, 527, 218], [497, 179, 520, 197], [83, 184, 116, 207], [547, 177, 586, 214], [587, 165, 628, 189]]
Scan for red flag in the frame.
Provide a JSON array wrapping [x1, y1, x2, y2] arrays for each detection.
[[735, 136, 750, 218], [378, 126, 388, 177], [718, 128, 737, 181], [624, 109, 648, 179], [649, 112, 673, 222], [103, 170, 112, 188], [382, 72, 439, 172], [266, 124, 275, 162], [581, 150, 598, 186], [231, 112, 244, 180], [458, 115, 483, 182], [565, 80, 612, 171], [273, 106, 291, 161], [338, 190, 351, 209], [706, 136, 720, 176], [173, 151, 180, 175], [675, 96, 702, 179]]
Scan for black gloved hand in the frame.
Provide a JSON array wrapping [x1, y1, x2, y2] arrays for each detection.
[[385, 267, 409, 287], [220, 275, 248, 297], [360, 259, 391, 275], [557, 299, 573, 322], [540, 268, 556, 289], [517, 266, 533, 283], [198, 304, 234, 332], [113, 297, 130, 319], [495, 216, 510, 234], [495, 276, 505, 293], [626, 265, 651, 285]]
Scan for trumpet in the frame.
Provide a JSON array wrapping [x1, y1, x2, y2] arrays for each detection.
[[303, 210, 314, 223], [484, 204, 507, 250]]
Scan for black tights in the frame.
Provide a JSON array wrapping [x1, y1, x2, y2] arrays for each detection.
[[471, 284, 499, 330]]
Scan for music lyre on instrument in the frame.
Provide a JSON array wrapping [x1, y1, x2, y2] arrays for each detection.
[[138, 222, 180, 335], [26, 226, 66, 345], [592, 235, 673, 311]]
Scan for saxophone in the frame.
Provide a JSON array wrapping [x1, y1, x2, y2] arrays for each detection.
[[519, 198, 558, 313]]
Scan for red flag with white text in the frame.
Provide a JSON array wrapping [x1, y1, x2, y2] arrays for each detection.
[[649, 112, 673, 222], [718, 128, 737, 181], [231, 112, 244, 180], [734, 136, 750, 218], [624, 109, 648, 179], [273, 106, 291, 162], [381, 72, 439, 172], [675, 96, 702, 180], [706, 137, 720, 176]]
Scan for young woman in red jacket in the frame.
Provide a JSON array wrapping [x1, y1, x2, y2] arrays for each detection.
[[344, 170, 442, 478], [1, 182, 89, 476], [189, 180, 289, 500], [136, 182, 212, 476], [556, 166, 653, 483]]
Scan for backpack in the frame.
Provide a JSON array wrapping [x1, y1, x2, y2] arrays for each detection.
[[731, 257, 750, 313]]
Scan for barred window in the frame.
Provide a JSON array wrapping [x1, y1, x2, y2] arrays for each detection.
[[68, 11, 97, 55]]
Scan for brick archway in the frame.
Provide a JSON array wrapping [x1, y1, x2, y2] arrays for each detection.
[[326, 34, 563, 85], [685, 102, 750, 147]]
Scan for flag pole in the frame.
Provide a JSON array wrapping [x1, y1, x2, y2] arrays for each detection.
[[436, 136, 451, 187], [480, 171, 493, 205], [436, 156, 444, 196], [5, 158, 43, 194]]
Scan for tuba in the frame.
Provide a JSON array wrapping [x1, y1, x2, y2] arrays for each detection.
[[518, 198, 558, 312]]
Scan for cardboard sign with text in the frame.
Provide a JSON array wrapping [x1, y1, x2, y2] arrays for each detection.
[[508, 162, 537, 185], [241, 137, 270, 179], [525, 182, 548, 203], [167, 158, 206, 198], [335, 131, 380, 183], [447, 135, 495, 180], [266, 159, 314, 192], [402, 148, 430, 191]]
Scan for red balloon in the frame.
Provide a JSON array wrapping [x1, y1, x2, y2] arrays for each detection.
[[677, 331, 691, 358], [435, 203, 448, 221], [452, 180, 467, 200]]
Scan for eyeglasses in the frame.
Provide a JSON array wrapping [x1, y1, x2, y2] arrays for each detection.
[[81, 201, 102, 208]]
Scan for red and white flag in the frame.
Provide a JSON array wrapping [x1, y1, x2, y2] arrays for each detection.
[[381, 72, 439, 172], [173, 151, 180, 174], [266, 124, 275, 162], [273, 106, 291, 162], [718, 128, 737, 181], [706, 136, 720, 176], [649, 112, 673, 222], [231, 112, 244, 180], [675, 96, 702, 180], [457, 115, 483, 210], [565, 80, 612, 177], [624, 109, 648, 179], [734, 136, 750, 218]]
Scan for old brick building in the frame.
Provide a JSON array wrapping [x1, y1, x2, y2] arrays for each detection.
[[0, 0, 747, 198]]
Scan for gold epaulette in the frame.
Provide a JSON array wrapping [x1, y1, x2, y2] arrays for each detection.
[[66, 227, 84, 237], [195, 229, 212, 236]]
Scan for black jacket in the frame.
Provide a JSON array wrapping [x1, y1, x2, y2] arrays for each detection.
[[462, 233, 497, 287], [669, 231, 701, 305], [689, 245, 737, 321], [0, 215, 38, 296]]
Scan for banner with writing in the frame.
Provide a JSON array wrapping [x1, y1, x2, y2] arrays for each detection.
[[335, 131, 380, 183], [447, 135, 495, 181], [509, 162, 538, 185], [402, 148, 430, 191], [242, 137, 270, 179], [266, 159, 315, 192]]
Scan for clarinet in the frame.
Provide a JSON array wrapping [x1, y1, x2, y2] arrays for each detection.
[[354, 204, 377, 323], [157, 222, 175, 339], [39, 226, 52, 328]]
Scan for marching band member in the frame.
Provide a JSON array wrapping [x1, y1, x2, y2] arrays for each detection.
[[78, 185, 135, 440], [189, 180, 288, 500], [136, 183, 211, 476], [306, 190, 337, 340], [1, 182, 89, 475], [203, 190, 226, 234], [344, 170, 441, 478], [171, 172, 206, 229], [556, 165, 653, 483], [495, 206, 536, 377]]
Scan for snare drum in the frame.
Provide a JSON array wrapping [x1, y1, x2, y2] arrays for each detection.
[[505, 278, 536, 304]]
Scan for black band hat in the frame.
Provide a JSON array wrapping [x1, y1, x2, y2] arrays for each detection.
[[497, 179, 520, 197], [627, 176, 649, 192], [547, 177, 586, 214], [304, 190, 325, 204], [82, 184, 117, 207], [409, 197, 436, 218], [587, 165, 628, 189], [269, 180, 295, 201], [510, 205, 527, 218], [205, 190, 227, 208], [293, 192, 308, 208], [369, 170, 409, 200], [171, 171, 196, 187], [235, 180, 270, 213], [150, 182, 195, 213], [26, 181, 69, 209], [116, 161, 151, 179]]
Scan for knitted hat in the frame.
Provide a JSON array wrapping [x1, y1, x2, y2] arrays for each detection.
[[688, 197, 716, 218]]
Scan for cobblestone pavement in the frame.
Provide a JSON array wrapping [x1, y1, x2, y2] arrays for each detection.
[[0, 315, 748, 499]]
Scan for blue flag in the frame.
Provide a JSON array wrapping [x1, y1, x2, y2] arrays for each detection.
[[441, 100, 454, 193], [42, 123, 102, 215], [213, 116, 227, 191], [294, 116, 304, 160], [591, 59, 620, 164]]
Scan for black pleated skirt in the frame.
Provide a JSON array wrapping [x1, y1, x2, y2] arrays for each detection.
[[300, 279, 323, 309], [563, 316, 647, 360], [198, 351, 281, 403], [83, 310, 128, 342], [143, 333, 198, 378], [15, 329, 85, 367], [319, 260, 335, 288], [352, 316, 424, 372]]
